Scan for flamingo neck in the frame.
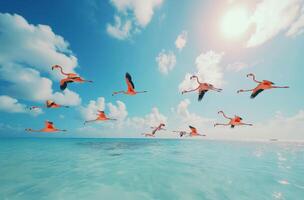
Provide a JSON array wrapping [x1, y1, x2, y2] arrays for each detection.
[[57, 66, 68, 76]]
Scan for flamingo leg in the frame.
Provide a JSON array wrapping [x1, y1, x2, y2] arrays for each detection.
[[239, 123, 253, 126], [84, 119, 98, 125], [112, 91, 125, 96], [214, 123, 230, 127], [237, 88, 254, 93], [136, 91, 147, 94], [271, 86, 289, 89]]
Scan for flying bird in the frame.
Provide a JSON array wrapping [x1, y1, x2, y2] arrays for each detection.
[[84, 111, 116, 125], [52, 65, 93, 90], [214, 111, 253, 128], [182, 75, 222, 101], [172, 130, 188, 137], [112, 73, 147, 96], [28, 100, 69, 110], [237, 73, 289, 98], [25, 121, 66, 133], [143, 123, 166, 137], [188, 125, 206, 137]]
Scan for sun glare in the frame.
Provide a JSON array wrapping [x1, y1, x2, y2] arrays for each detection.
[[221, 6, 249, 38]]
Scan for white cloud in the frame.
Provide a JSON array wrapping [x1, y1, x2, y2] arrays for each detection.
[[156, 50, 176, 74], [0, 13, 81, 106], [108, 101, 128, 121], [0, 95, 42, 116], [128, 107, 167, 128], [175, 31, 188, 51], [179, 51, 224, 92], [246, 0, 304, 47], [173, 99, 213, 130], [107, 0, 163, 39], [80, 97, 106, 121], [106, 16, 132, 40], [0, 13, 78, 77], [286, 6, 304, 36], [226, 62, 249, 72]]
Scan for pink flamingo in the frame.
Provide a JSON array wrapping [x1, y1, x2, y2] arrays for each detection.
[[84, 111, 116, 125], [143, 123, 166, 137], [112, 73, 147, 96], [52, 65, 93, 90], [28, 100, 69, 110], [182, 75, 222, 101], [25, 121, 66, 133], [214, 111, 253, 128], [237, 73, 289, 98]]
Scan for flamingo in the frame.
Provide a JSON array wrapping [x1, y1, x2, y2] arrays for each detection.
[[237, 73, 289, 98], [172, 130, 188, 137], [188, 126, 206, 137], [112, 73, 147, 96], [142, 123, 166, 137], [182, 75, 222, 101], [25, 121, 66, 132], [52, 65, 93, 90], [84, 111, 116, 125], [28, 100, 69, 110], [214, 111, 253, 128], [173, 126, 205, 137]]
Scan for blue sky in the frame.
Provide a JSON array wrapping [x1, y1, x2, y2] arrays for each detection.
[[0, 0, 303, 140]]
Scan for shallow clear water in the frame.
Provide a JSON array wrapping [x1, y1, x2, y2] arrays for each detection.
[[0, 138, 303, 200]]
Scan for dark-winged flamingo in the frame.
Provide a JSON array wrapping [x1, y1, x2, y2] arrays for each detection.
[[29, 100, 69, 110], [182, 75, 222, 101], [52, 65, 93, 90], [189, 126, 206, 137], [25, 121, 66, 133], [214, 111, 253, 128], [143, 123, 166, 137], [112, 73, 147, 96], [84, 111, 116, 125], [237, 73, 289, 98]]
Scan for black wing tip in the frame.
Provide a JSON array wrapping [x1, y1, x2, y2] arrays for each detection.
[[230, 125, 235, 128], [250, 89, 264, 99], [198, 90, 207, 101]]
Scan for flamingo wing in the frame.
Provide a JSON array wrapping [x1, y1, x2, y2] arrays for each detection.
[[45, 121, 55, 129], [98, 111, 106, 118], [60, 79, 73, 90], [189, 125, 198, 135], [198, 90, 207, 101], [250, 89, 264, 99], [125, 73, 135, 91]]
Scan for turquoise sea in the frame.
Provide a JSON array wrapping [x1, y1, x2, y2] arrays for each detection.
[[0, 138, 303, 200]]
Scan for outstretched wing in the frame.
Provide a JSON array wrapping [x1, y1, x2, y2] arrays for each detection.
[[46, 100, 55, 108], [125, 73, 135, 91], [189, 125, 198, 135], [250, 89, 264, 99], [98, 111, 106, 118], [60, 79, 73, 90], [45, 121, 55, 129], [198, 90, 207, 101]]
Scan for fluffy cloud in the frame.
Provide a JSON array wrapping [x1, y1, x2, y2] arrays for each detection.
[[226, 62, 249, 72], [175, 31, 188, 51], [173, 99, 213, 130], [79, 97, 128, 122], [179, 51, 224, 92], [107, 0, 163, 39], [106, 16, 132, 40], [0, 95, 42, 116], [0, 13, 77, 76], [210, 110, 304, 141], [286, 6, 304, 36], [246, 0, 304, 47], [156, 50, 176, 74], [128, 107, 167, 128], [80, 97, 106, 121], [0, 13, 81, 106]]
